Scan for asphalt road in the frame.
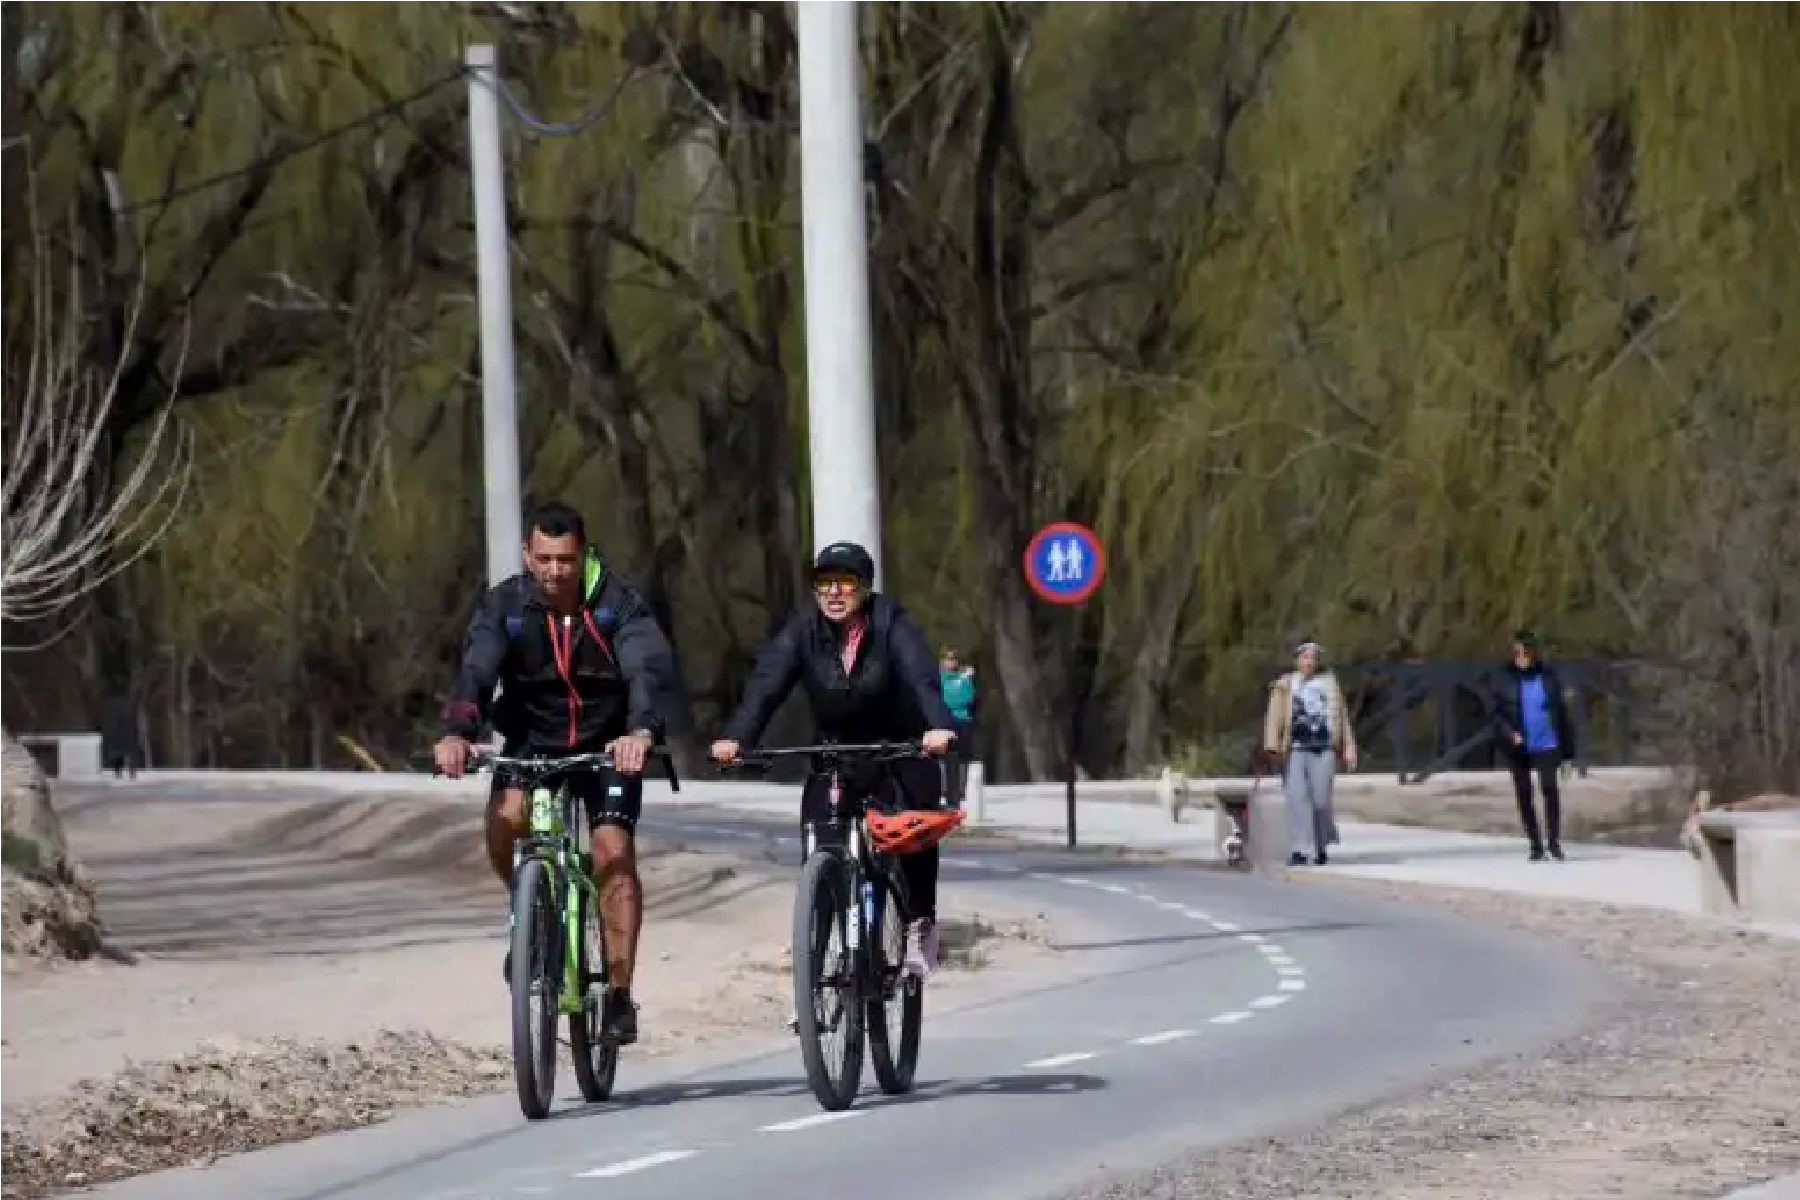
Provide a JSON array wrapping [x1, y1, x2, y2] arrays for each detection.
[[83, 804, 1607, 1200]]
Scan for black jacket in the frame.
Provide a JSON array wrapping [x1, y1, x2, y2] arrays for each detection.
[[441, 566, 684, 752], [721, 594, 958, 747], [1485, 661, 1577, 762]]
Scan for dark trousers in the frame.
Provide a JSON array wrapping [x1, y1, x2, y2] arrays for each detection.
[[800, 758, 943, 922], [1507, 749, 1563, 851], [942, 719, 976, 808]]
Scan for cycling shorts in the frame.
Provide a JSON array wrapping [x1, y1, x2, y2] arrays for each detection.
[[491, 738, 645, 833]]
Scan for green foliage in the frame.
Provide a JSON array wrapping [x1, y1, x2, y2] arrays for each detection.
[[2, 2, 1794, 786]]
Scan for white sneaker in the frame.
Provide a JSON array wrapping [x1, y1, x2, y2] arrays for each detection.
[[904, 918, 939, 978]]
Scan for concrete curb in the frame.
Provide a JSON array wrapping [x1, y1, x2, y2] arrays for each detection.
[[1718, 1174, 1800, 1200]]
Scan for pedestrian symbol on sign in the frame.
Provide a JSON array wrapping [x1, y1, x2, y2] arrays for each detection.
[[1024, 521, 1105, 605], [1046, 537, 1087, 583]]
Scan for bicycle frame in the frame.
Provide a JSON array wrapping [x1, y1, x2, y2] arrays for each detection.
[[473, 747, 678, 1016], [738, 741, 923, 988]]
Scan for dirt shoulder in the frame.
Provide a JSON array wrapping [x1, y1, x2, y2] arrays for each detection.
[[1062, 876, 1800, 1200], [1, 787, 1067, 1197]]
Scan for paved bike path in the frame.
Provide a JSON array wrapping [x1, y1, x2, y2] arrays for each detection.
[[84, 811, 1605, 1200]]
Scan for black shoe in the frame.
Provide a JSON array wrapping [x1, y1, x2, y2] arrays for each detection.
[[1289, 852, 1308, 867], [602, 988, 639, 1046], [1313, 852, 1329, 866], [1548, 844, 1565, 861], [1528, 846, 1546, 862]]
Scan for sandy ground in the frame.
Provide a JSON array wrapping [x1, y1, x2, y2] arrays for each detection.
[[1064, 876, 1800, 1200], [1, 787, 1067, 1196]]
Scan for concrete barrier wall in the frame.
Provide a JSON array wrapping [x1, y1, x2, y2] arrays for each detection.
[[89, 761, 1687, 831]]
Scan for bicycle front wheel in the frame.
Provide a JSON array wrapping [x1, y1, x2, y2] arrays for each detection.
[[791, 848, 864, 1111], [509, 857, 561, 1120]]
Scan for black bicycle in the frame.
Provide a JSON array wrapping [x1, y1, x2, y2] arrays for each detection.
[[726, 741, 944, 1111], [459, 746, 678, 1120]]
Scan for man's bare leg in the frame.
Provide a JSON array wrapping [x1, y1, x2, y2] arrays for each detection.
[[485, 785, 527, 888], [591, 823, 642, 1042], [592, 824, 642, 986]]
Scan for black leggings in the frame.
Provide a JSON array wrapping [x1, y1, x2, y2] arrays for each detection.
[[1507, 750, 1563, 850], [800, 758, 943, 923]]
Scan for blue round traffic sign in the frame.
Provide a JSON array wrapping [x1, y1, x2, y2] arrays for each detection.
[[1024, 521, 1106, 605]]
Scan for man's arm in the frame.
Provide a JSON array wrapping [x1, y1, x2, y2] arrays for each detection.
[[720, 613, 806, 745], [442, 583, 511, 739], [609, 585, 688, 743], [891, 609, 959, 732]]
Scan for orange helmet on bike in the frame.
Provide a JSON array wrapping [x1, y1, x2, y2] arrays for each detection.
[[865, 807, 965, 855]]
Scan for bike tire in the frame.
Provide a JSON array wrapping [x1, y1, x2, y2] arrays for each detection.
[[792, 848, 864, 1111], [569, 882, 618, 1103], [509, 857, 561, 1120], [867, 867, 922, 1096]]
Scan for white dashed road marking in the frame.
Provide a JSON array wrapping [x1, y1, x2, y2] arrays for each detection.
[[1248, 995, 1291, 1010], [1024, 1051, 1099, 1069], [577, 1150, 699, 1178], [762, 1111, 863, 1133], [1131, 1029, 1196, 1046], [1210, 1010, 1253, 1025]]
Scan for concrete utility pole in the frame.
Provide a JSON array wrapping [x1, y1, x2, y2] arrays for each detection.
[[796, 2, 884, 587], [466, 44, 524, 586]]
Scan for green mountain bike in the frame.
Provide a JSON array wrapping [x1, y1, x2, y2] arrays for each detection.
[[465, 747, 677, 1121]]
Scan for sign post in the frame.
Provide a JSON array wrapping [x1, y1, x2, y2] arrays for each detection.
[[1023, 521, 1107, 848]]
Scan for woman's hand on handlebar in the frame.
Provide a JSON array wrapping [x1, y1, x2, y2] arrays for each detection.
[[921, 729, 956, 757], [710, 739, 741, 766]]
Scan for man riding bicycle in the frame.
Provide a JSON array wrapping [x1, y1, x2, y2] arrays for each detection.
[[434, 500, 685, 1047], [710, 541, 958, 977]]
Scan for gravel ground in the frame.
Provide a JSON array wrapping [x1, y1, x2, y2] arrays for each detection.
[[0, 1033, 509, 1199], [1061, 879, 1800, 1200]]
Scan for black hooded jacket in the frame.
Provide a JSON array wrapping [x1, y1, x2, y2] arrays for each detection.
[[441, 564, 685, 753], [721, 594, 958, 747], [1485, 659, 1577, 762]]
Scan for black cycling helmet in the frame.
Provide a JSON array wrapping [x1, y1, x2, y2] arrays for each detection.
[[812, 540, 875, 583]]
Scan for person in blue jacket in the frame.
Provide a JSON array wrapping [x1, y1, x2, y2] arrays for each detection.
[[939, 649, 977, 805], [1486, 629, 1577, 862]]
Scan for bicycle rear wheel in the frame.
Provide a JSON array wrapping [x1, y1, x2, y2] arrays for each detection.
[[791, 848, 864, 1111], [868, 867, 922, 1095], [509, 857, 561, 1120], [569, 882, 618, 1102]]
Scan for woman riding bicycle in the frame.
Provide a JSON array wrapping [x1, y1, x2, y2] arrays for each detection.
[[710, 541, 959, 976]]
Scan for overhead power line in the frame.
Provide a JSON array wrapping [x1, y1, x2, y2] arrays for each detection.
[[107, 53, 638, 215], [485, 68, 641, 138], [119, 67, 469, 214]]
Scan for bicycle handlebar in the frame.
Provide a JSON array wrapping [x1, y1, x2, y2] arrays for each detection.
[[460, 745, 682, 792], [722, 740, 928, 771]]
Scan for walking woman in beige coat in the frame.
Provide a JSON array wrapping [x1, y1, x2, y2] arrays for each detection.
[[1263, 642, 1358, 866]]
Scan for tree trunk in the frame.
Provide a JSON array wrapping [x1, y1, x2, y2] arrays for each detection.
[[1122, 573, 1199, 774]]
